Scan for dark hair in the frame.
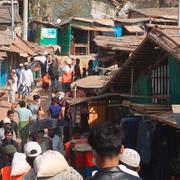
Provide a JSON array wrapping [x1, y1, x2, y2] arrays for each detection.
[[88, 60, 93, 66], [51, 97, 59, 104], [76, 58, 80, 63], [38, 130, 45, 134], [72, 126, 83, 136], [33, 94, 40, 100], [4, 128, 13, 135], [26, 156, 36, 168], [169, 158, 180, 178], [88, 122, 123, 157], [7, 110, 14, 116], [19, 100, 26, 107]]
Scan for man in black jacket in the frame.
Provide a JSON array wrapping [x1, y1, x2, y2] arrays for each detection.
[[48, 57, 59, 94], [87, 122, 143, 180]]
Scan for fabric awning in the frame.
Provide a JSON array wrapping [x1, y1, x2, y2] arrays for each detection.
[[72, 25, 115, 32], [124, 25, 144, 33], [71, 75, 110, 89]]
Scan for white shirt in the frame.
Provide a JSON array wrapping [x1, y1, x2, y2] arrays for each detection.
[[119, 164, 139, 177], [20, 69, 33, 87], [7, 75, 18, 92], [62, 65, 72, 73]]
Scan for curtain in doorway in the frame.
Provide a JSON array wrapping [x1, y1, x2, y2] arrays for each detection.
[[168, 55, 180, 104], [132, 74, 152, 104]]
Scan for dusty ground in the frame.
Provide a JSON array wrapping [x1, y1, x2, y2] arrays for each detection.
[[0, 84, 51, 123]]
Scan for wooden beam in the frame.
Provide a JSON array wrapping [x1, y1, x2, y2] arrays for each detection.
[[87, 30, 90, 55], [147, 24, 180, 30]]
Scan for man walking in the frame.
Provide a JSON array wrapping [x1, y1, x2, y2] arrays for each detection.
[[12, 100, 33, 146], [48, 57, 59, 94], [62, 58, 73, 93], [24, 141, 83, 180], [27, 95, 42, 122], [7, 69, 18, 105], [19, 62, 33, 99]]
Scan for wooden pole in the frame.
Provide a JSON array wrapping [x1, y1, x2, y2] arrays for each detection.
[[87, 30, 90, 55], [23, 0, 28, 40], [11, 0, 15, 40], [130, 66, 134, 95], [178, 0, 180, 34], [74, 84, 77, 99]]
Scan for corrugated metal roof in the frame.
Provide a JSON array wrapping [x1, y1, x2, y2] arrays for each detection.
[[0, 5, 21, 24], [71, 75, 110, 89], [27, 41, 60, 55], [12, 37, 35, 56], [99, 28, 180, 94], [124, 25, 144, 33], [0, 30, 13, 45], [72, 24, 115, 32], [130, 8, 178, 20], [114, 18, 150, 24], [114, 18, 177, 24], [60, 17, 115, 27], [0, 36, 36, 56], [94, 35, 144, 51]]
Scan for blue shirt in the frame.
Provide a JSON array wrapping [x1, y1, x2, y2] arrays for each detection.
[[15, 107, 33, 122], [49, 105, 61, 119]]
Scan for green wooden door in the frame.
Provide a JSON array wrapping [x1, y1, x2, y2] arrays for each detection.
[[58, 24, 71, 56]]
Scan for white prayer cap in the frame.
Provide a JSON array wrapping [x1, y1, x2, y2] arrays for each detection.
[[3, 117, 11, 124], [119, 148, 140, 168]]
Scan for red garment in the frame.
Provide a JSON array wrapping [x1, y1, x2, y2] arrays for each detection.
[[1, 166, 24, 180], [62, 72, 72, 84], [65, 139, 95, 168], [84, 151, 95, 167], [1, 166, 11, 180]]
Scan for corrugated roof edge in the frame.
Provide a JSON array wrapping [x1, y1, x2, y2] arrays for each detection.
[[98, 28, 180, 94]]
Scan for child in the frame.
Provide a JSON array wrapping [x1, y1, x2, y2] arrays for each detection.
[[82, 67, 87, 78], [42, 73, 49, 91], [74, 58, 81, 81]]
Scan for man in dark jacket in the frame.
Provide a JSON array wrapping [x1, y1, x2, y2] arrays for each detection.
[[48, 58, 59, 93], [87, 122, 143, 180]]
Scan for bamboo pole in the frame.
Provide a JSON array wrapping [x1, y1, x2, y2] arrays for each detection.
[[130, 66, 134, 95]]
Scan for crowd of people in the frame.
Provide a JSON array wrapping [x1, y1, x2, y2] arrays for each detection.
[[1, 54, 179, 180], [0, 121, 179, 180], [6, 54, 98, 104]]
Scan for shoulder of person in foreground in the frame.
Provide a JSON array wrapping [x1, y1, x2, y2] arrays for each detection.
[[86, 168, 143, 180], [36, 166, 83, 180]]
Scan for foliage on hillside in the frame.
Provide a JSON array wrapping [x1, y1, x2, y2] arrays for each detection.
[[29, 0, 178, 21]]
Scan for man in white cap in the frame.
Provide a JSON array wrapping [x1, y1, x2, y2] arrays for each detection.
[[23, 141, 42, 180], [24, 141, 83, 180], [119, 148, 141, 177], [19, 62, 33, 99], [0, 117, 16, 144]]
